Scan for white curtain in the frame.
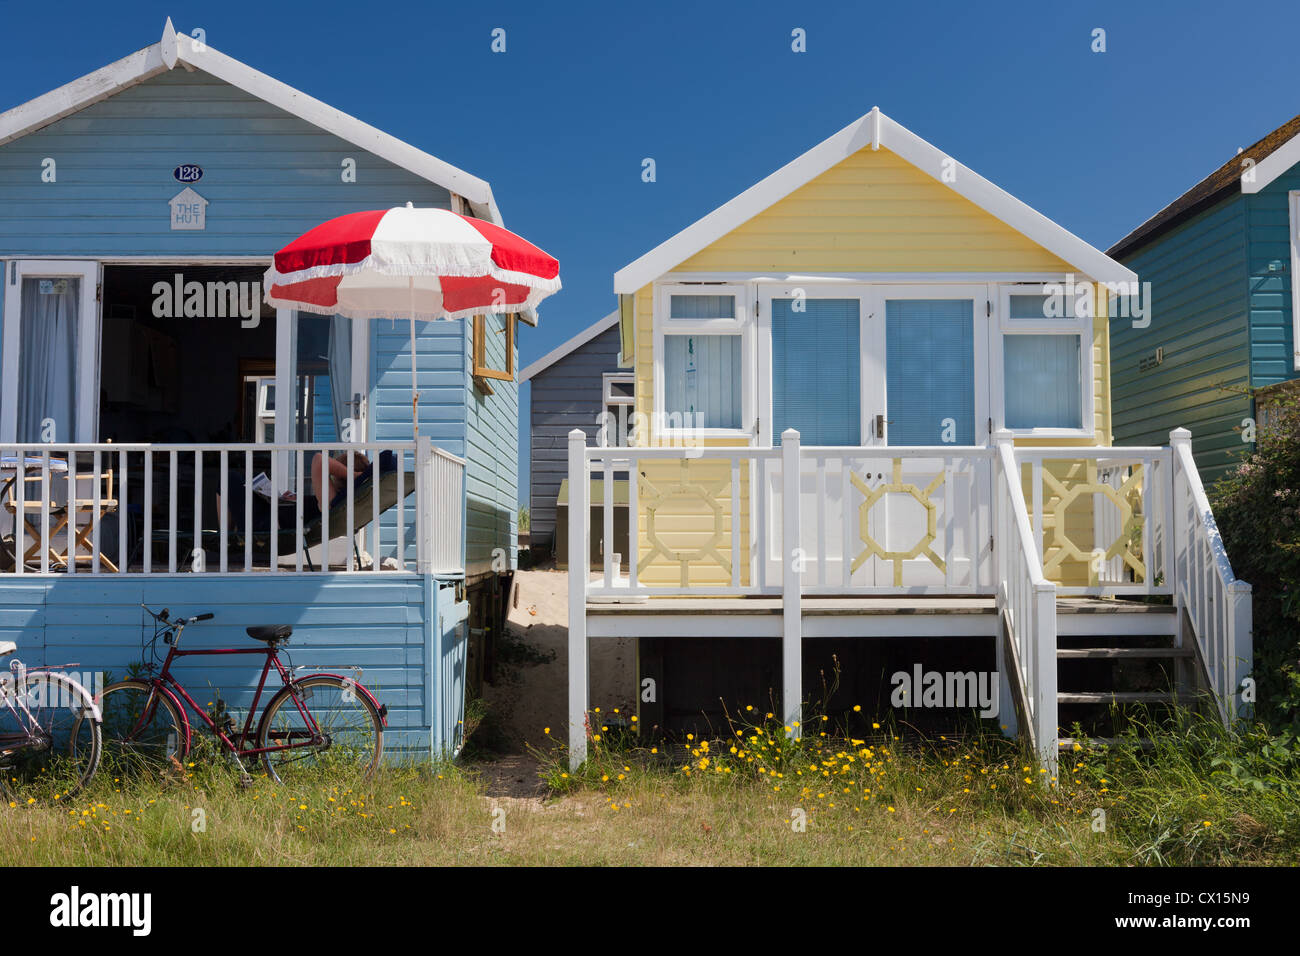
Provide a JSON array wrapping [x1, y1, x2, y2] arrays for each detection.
[[17, 277, 78, 442]]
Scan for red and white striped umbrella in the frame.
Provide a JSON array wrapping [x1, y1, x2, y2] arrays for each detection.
[[264, 203, 561, 434]]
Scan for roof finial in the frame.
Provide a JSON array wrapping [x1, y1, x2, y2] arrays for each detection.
[[161, 18, 178, 70], [870, 106, 881, 151]]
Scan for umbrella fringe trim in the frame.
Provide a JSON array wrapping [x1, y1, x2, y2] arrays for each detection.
[[265, 286, 556, 322], [264, 258, 561, 295]]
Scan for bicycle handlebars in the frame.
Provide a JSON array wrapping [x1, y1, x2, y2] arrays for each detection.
[[141, 605, 214, 626]]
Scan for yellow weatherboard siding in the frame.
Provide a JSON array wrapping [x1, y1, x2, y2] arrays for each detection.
[[675, 146, 1075, 274], [629, 142, 1115, 589]]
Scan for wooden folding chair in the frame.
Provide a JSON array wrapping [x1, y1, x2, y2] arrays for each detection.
[[3, 462, 118, 572]]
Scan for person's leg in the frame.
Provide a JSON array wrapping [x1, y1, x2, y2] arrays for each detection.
[[310, 453, 329, 514], [313, 454, 353, 513]]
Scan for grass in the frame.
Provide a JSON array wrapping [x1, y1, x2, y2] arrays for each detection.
[[3, 709, 1299, 866]]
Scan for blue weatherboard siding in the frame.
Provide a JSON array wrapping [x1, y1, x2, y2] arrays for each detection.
[[528, 324, 623, 548], [771, 298, 860, 445], [0, 68, 451, 257], [464, 312, 519, 573], [0, 574, 468, 760], [1112, 196, 1252, 484], [885, 299, 975, 445], [0, 62, 520, 579], [369, 311, 518, 576]]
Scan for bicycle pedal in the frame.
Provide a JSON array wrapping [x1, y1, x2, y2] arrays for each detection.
[[237, 773, 254, 790]]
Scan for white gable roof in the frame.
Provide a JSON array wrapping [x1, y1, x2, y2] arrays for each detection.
[[614, 108, 1136, 293], [520, 310, 619, 382], [0, 18, 501, 224]]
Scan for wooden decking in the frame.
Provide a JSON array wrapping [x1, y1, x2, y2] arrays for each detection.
[[584, 595, 1176, 639], [587, 595, 1175, 615]]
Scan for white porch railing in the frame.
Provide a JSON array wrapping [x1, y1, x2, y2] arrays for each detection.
[[0, 438, 464, 576], [993, 433, 1057, 769], [567, 426, 1253, 754], [1170, 429, 1253, 721]]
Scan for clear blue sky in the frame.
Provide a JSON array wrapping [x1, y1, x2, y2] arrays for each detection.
[[3, 1, 1298, 505]]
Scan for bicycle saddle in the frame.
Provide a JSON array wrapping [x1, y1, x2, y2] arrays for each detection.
[[0, 641, 14, 658], [245, 625, 292, 644]]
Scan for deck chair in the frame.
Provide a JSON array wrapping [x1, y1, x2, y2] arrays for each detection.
[[2, 457, 118, 572], [194, 454, 414, 570]]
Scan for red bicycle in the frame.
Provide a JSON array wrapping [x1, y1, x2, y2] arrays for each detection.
[[98, 606, 386, 784]]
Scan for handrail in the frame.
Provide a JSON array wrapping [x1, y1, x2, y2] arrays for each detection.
[[1169, 428, 1252, 721], [994, 433, 1058, 772]]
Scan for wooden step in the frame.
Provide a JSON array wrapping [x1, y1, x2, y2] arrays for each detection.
[[1057, 647, 1192, 659], [1058, 737, 1156, 750], [1058, 691, 1175, 704]]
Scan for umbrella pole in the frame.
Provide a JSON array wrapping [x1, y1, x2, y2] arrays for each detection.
[[409, 277, 419, 439]]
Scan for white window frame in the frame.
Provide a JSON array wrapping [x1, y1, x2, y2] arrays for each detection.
[[652, 283, 754, 441], [599, 372, 635, 447], [1289, 191, 1300, 371], [1, 259, 101, 443], [992, 283, 1095, 439]]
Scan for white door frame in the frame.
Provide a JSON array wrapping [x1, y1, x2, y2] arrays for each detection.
[[1, 259, 101, 443]]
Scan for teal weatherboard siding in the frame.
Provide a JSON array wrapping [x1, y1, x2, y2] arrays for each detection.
[[1112, 196, 1252, 485], [1246, 169, 1300, 389]]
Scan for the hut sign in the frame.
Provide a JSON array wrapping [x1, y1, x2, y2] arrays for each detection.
[[169, 187, 208, 230], [173, 164, 203, 183]]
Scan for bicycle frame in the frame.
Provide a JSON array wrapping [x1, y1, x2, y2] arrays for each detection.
[[138, 638, 323, 759]]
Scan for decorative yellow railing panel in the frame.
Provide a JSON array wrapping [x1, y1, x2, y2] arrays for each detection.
[[849, 458, 946, 586], [1038, 459, 1145, 585], [638, 459, 733, 587]]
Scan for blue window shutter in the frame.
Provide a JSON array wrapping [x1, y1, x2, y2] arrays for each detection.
[[771, 298, 860, 445], [885, 299, 975, 445]]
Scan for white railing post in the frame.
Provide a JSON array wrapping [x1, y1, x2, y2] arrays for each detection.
[[415, 435, 433, 574], [568, 429, 590, 769], [1033, 582, 1058, 773], [781, 429, 802, 739], [1169, 427, 1192, 646], [992, 430, 1016, 736], [1231, 581, 1254, 721]]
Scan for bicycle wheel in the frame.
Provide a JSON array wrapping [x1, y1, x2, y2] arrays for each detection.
[[98, 680, 186, 776], [0, 671, 102, 801], [256, 676, 383, 784]]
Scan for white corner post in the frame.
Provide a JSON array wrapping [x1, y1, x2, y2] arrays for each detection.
[[567, 429, 590, 768], [414, 434, 433, 574], [781, 429, 802, 738], [992, 428, 1017, 737]]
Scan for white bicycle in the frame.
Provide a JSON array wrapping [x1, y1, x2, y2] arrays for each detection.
[[0, 642, 102, 801]]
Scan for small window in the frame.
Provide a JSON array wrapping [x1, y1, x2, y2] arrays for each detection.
[[1003, 334, 1082, 430], [473, 313, 515, 386], [670, 294, 735, 320], [663, 334, 741, 429], [599, 373, 636, 447]]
